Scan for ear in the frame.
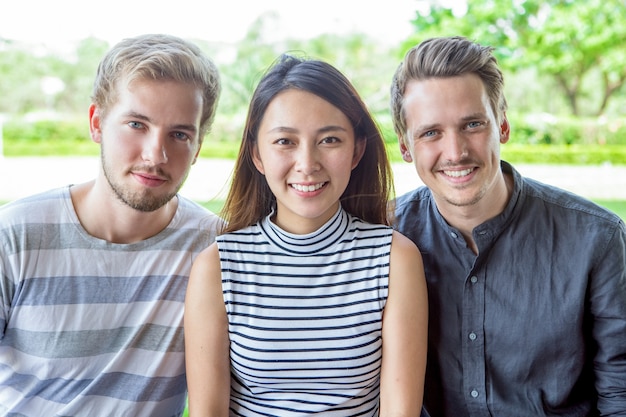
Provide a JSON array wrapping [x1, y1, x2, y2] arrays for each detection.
[[251, 144, 265, 175], [89, 104, 103, 144], [398, 135, 413, 163], [499, 113, 511, 144], [192, 139, 202, 165], [351, 138, 367, 170], [191, 146, 201, 165]]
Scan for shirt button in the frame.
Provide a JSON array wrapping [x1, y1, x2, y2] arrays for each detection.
[[470, 390, 479, 398], [470, 276, 478, 284], [450, 232, 458, 239], [469, 332, 477, 341]]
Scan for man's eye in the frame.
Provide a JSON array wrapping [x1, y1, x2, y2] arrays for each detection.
[[467, 121, 484, 129], [173, 132, 190, 141], [128, 121, 143, 129]]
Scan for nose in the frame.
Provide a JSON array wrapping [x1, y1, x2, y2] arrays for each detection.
[[142, 132, 168, 165], [443, 131, 469, 162], [295, 144, 321, 175]]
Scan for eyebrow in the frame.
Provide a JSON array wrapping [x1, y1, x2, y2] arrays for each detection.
[[411, 113, 490, 136], [267, 125, 349, 134], [461, 112, 489, 122], [124, 111, 198, 134], [411, 123, 440, 139]]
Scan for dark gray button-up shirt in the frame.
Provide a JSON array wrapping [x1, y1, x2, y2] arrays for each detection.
[[395, 161, 626, 417]]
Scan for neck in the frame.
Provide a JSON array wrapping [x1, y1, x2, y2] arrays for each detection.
[[437, 172, 513, 255], [70, 180, 178, 244]]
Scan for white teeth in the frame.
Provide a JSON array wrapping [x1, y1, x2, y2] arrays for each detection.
[[444, 168, 473, 178], [291, 182, 325, 192]]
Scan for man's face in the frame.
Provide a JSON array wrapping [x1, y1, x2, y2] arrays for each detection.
[[400, 73, 509, 212], [89, 78, 203, 212]]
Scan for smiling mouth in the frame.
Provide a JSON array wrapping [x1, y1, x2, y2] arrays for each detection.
[[291, 182, 326, 192], [443, 168, 474, 178]]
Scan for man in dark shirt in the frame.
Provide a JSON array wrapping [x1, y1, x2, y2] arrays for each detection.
[[390, 36, 626, 416]]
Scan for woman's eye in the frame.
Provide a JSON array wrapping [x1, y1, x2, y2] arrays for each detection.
[[321, 136, 340, 144]]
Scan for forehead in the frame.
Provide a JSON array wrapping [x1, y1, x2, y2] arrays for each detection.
[[403, 74, 492, 124], [260, 89, 352, 130]]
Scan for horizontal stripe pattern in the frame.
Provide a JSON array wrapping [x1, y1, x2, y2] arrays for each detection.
[[0, 187, 221, 416], [219, 208, 392, 416]]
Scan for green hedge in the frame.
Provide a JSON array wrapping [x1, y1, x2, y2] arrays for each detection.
[[2, 119, 96, 156], [506, 113, 626, 146], [2, 116, 625, 165]]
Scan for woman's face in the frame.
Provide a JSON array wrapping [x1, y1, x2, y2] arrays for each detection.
[[253, 89, 364, 234]]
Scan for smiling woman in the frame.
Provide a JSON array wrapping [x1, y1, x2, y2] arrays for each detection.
[[184, 54, 428, 416]]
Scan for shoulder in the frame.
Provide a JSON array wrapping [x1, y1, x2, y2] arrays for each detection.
[[175, 195, 225, 231], [390, 230, 421, 257], [394, 187, 431, 216], [348, 213, 393, 232], [0, 187, 69, 223], [193, 241, 221, 270], [392, 187, 436, 237], [521, 176, 621, 225], [389, 231, 424, 279], [187, 242, 223, 312]]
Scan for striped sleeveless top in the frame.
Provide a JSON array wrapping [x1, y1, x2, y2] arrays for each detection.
[[218, 207, 393, 416]]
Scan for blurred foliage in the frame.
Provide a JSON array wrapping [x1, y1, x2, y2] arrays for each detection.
[[1, 3, 626, 163], [403, 0, 626, 117], [0, 37, 108, 115]]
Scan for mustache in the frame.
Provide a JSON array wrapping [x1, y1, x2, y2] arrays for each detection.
[[436, 157, 480, 170], [131, 165, 171, 180]]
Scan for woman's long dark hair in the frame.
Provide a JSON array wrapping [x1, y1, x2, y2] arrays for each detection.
[[221, 54, 394, 233]]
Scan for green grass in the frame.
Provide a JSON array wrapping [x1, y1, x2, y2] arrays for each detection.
[[196, 199, 225, 214]]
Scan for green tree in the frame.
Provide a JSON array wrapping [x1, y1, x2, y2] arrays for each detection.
[[0, 40, 54, 114], [212, 15, 399, 143], [55, 37, 110, 115], [404, 0, 626, 116]]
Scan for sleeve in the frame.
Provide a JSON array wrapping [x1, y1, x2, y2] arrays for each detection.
[[0, 230, 14, 339], [591, 219, 626, 415]]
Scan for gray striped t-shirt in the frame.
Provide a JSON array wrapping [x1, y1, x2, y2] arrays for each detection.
[[0, 186, 221, 416]]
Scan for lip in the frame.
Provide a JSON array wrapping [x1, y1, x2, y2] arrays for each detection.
[[132, 172, 168, 187]]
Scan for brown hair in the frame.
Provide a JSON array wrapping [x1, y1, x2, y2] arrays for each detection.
[[221, 54, 394, 233], [390, 36, 507, 138], [91, 33, 221, 140]]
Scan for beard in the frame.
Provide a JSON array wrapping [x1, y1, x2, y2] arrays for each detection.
[[101, 152, 186, 212]]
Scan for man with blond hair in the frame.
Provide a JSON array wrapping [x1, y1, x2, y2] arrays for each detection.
[[0, 34, 222, 416]]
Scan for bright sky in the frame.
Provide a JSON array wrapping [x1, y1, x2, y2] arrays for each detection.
[[1, 0, 433, 52]]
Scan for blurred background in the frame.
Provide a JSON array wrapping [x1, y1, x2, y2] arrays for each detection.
[[1, 0, 625, 217]]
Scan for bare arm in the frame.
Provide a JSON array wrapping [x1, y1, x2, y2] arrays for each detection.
[[379, 231, 428, 417], [184, 243, 231, 417]]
